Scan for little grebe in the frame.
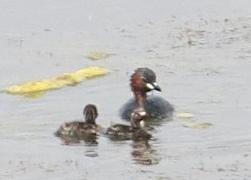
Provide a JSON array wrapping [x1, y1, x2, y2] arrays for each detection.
[[55, 104, 101, 139], [120, 68, 174, 121], [106, 108, 152, 141]]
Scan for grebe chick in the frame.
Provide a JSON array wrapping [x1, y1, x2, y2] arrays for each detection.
[[106, 108, 152, 141], [55, 104, 100, 139]]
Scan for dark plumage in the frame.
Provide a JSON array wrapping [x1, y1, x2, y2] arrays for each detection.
[[106, 108, 152, 141], [55, 104, 101, 140], [120, 68, 174, 121], [120, 96, 174, 120]]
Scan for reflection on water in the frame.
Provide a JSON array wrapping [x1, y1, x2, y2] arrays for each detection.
[[107, 136, 160, 165], [56, 135, 99, 157], [57, 134, 98, 145], [131, 140, 160, 165], [146, 118, 172, 127]]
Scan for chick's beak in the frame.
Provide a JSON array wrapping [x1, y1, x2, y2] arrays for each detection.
[[139, 120, 145, 128]]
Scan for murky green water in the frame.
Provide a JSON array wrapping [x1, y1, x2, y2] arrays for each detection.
[[1, 0, 251, 179]]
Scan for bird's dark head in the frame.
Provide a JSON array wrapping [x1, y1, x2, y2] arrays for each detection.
[[83, 104, 98, 124], [130, 68, 161, 93]]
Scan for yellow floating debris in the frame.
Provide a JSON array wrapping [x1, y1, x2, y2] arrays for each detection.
[[86, 51, 112, 60], [182, 121, 213, 129], [176, 112, 212, 130], [176, 112, 194, 118], [5, 66, 109, 97]]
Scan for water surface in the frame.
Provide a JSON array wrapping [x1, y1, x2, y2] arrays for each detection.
[[1, 0, 251, 179]]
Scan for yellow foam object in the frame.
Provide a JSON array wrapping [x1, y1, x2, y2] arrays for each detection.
[[5, 66, 109, 97], [176, 112, 194, 118], [182, 121, 213, 129], [86, 51, 112, 60]]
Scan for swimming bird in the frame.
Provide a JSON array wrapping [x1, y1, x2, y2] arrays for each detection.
[[120, 68, 174, 121], [55, 104, 101, 141], [106, 108, 152, 141]]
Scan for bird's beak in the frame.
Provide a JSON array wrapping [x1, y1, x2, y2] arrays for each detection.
[[153, 82, 161, 91], [139, 120, 145, 128], [146, 82, 162, 92]]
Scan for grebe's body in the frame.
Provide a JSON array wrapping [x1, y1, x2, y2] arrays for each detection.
[[120, 68, 174, 121]]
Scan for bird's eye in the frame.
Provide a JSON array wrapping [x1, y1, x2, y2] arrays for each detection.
[[142, 77, 147, 82]]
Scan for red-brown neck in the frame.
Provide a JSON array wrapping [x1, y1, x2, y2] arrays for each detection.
[[133, 90, 146, 108], [130, 73, 147, 108]]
